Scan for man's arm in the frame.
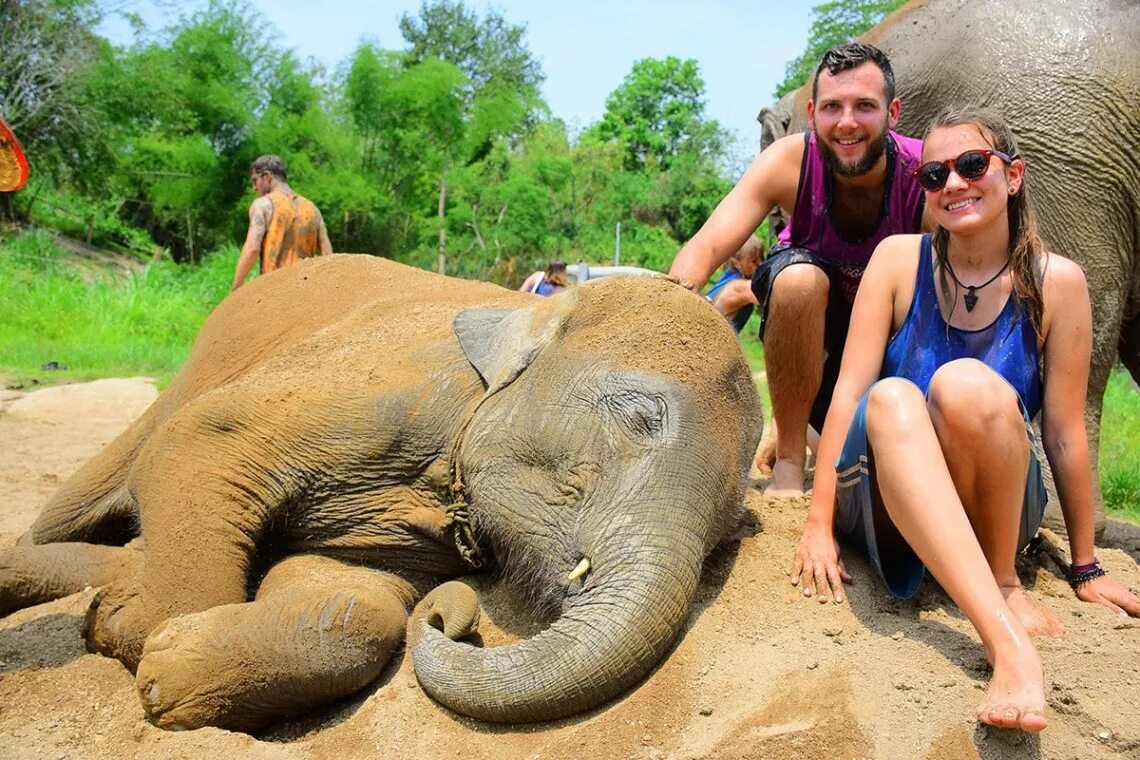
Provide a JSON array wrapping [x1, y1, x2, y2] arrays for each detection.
[[232, 197, 271, 291], [669, 134, 803, 291], [317, 210, 333, 257]]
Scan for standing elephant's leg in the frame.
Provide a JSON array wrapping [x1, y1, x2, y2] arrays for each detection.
[[0, 543, 141, 616], [133, 554, 417, 732], [1120, 311, 1140, 384]]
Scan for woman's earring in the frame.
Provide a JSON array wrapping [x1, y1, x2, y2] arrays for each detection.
[[1008, 185, 1016, 194]]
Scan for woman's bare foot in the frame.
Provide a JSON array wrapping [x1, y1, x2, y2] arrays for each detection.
[[764, 458, 805, 497], [976, 647, 1048, 732], [1000, 585, 1067, 637]]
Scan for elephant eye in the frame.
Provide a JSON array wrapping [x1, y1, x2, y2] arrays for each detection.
[[601, 390, 668, 439]]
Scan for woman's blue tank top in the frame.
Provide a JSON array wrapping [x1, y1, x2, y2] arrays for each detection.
[[881, 235, 1042, 418]]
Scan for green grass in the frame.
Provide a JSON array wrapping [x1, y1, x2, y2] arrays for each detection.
[[1099, 369, 1140, 522], [0, 228, 235, 388]]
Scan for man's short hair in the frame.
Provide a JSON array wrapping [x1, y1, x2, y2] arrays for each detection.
[[250, 155, 287, 181], [811, 43, 895, 104]]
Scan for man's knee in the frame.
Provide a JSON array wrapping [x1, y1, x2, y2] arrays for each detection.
[[927, 359, 1022, 436], [769, 263, 829, 309]]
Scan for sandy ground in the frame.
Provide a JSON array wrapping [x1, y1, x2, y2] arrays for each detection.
[[2, 379, 1139, 760]]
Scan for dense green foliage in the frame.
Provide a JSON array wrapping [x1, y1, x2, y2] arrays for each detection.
[[774, 0, 909, 99], [2, 0, 738, 285]]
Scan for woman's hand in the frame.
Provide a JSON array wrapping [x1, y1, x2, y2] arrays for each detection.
[[789, 519, 852, 604], [1075, 575, 1140, 617]]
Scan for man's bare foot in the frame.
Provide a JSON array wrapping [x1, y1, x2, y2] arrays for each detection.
[[764, 458, 805, 497], [976, 648, 1047, 732], [1000, 585, 1067, 637]]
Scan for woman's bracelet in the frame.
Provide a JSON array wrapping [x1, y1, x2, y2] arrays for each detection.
[[1069, 558, 1107, 588]]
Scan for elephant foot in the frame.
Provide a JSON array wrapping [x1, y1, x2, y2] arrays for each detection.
[[136, 582, 411, 732], [85, 579, 151, 669]]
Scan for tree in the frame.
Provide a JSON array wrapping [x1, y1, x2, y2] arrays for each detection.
[[100, 1, 280, 260], [589, 57, 712, 171], [398, 0, 544, 106], [0, 0, 110, 191], [774, 0, 908, 98], [584, 57, 733, 246], [396, 1, 544, 273]]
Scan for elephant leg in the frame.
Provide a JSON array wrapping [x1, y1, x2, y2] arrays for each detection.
[[22, 408, 156, 546], [0, 543, 142, 617], [132, 554, 417, 732]]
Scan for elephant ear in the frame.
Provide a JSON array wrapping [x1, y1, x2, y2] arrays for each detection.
[[454, 290, 578, 396]]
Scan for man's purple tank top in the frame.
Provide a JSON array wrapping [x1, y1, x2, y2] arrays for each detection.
[[777, 130, 925, 305]]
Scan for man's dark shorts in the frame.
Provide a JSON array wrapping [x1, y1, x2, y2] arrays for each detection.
[[750, 245, 852, 432]]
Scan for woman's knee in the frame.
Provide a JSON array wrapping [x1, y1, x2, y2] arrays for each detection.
[[865, 378, 927, 442], [927, 360, 1022, 437]]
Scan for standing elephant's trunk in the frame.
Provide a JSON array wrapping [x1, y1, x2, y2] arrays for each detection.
[[410, 521, 704, 723]]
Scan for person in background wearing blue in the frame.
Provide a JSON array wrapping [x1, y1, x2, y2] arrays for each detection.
[[705, 237, 764, 332], [519, 260, 570, 296], [789, 106, 1140, 732]]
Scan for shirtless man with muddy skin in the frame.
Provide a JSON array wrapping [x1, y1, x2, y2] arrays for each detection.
[[670, 44, 925, 496], [232, 154, 333, 291]]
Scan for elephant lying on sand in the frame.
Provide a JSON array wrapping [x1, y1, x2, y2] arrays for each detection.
[[758, 0, 1140, 535], [0, 255, 763, 732]]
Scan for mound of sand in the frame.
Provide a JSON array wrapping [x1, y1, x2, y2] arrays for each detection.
[[1, 380, 1138, 759]]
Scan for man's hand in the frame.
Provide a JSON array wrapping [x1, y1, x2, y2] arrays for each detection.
[[789, 519, 852, 604], [1075, 575, 1140, 617], [660, 273, 702, 293]]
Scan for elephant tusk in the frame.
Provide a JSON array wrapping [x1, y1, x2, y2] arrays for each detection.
[[568, 557, 591, 582]]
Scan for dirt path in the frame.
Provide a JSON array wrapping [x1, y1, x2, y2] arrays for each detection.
[[2, 380, 1138, 759]]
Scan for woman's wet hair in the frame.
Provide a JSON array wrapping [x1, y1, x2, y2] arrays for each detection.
[[545, 260, 569, 287], [924, 106, 1047, 338]]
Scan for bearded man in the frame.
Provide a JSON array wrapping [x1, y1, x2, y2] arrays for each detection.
[[670, 43, 925, 496]]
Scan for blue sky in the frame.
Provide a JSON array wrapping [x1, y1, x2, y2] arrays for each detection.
[[99, 1, 813, 164]]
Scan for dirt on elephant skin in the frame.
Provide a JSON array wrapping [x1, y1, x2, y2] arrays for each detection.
[[2, 379, 1139, 760]]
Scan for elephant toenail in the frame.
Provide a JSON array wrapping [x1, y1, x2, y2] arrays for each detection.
[[145, 682, 160, 707]]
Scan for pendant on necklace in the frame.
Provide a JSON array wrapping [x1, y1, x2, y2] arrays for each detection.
[[964, 288, 979, 312]]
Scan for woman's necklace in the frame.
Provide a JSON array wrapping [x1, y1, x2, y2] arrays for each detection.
[[943, 257, 1010, 312]]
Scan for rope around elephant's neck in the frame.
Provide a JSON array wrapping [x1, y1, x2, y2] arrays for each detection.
[[446, 393, 493, 570]]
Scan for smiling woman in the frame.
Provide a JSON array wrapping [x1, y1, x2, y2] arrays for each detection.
[[790, 105, 1140, 734]]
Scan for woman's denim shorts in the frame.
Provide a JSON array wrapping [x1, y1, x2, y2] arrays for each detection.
[[834, 378, 1047, 599]]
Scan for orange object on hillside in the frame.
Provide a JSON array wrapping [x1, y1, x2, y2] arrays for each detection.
[[0, 117, 30, 192]]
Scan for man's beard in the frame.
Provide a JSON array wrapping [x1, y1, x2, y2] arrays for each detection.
[[817, 121, 890, 178]]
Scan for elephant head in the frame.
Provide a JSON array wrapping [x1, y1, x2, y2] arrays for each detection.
[[412, 277, 763, 722]]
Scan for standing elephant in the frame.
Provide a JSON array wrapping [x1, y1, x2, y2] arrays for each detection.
[[0, 255, 762, 732], [759, 0, 1140, 535]]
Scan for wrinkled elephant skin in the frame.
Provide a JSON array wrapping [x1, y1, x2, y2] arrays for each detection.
[[758, 0, 1140, 535], [0, 255, 763, 732]]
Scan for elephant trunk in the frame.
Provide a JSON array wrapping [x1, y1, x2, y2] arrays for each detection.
[[410, 525, 703, 723]]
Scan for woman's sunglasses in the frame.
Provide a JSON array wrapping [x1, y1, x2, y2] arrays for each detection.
[[914, 149, 1013, 192]]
